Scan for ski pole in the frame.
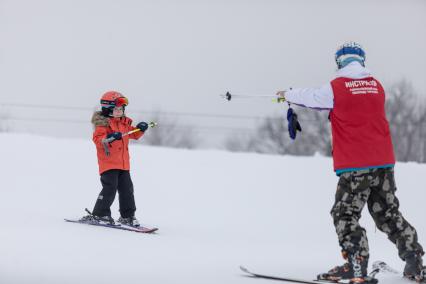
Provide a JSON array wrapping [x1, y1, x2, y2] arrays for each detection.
[[122, 122, 158, 137], [102, 121, 158, 156], [122, 128, 141, 137], [221, 91, 286, 103], [148, 121, 158, 128]]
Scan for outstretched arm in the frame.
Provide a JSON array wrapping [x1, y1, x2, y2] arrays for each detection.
[[278, 83, 334, 110], [128, 125, 144, 140]]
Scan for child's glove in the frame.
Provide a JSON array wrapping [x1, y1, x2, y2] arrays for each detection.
[[137, 122, 149, 132], [107, 132, 122, 140]]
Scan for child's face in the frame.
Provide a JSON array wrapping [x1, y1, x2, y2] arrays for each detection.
[[112, 106, 124, 118]]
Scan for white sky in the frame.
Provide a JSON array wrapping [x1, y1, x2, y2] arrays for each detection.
[[0, 0, 425, 146]]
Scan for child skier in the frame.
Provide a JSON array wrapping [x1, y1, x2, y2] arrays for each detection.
[[80, 91, 149, 227], [276, 42, 425, 283]]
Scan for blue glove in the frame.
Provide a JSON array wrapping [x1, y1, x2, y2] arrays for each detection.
[[287, 107, 302, 140], [107, 132, 122, 140], [137, 122, 149, 132]]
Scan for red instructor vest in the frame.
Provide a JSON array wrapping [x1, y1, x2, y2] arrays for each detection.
[[329, 77, 395, 171]]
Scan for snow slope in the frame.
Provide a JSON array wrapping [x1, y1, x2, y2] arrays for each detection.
[[1, 133, 425, 284]]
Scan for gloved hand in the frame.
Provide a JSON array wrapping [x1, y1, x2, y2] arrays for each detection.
[[107, 132, 122, 140], [276, 91, 286, 102], [287, 107, 302, 140], [137, 122, 149, 132]]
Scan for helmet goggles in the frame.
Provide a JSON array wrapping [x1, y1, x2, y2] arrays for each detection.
[[101, 96, 129, 108]]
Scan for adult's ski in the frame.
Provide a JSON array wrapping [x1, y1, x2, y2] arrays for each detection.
[[239, 262, 387, 284], [240, 266, 339, 284]]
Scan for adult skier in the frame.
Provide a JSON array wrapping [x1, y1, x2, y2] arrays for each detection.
[[80, 91, 150, 227], [276, 42, 425, 283]]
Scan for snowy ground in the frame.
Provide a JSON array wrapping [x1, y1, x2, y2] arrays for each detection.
[[1, 133, 425, 284]]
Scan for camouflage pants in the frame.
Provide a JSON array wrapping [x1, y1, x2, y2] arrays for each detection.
[[331, 167, 424, 260]]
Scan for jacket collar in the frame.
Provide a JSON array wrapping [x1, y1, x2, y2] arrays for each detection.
[[335, 61, 371, 79]]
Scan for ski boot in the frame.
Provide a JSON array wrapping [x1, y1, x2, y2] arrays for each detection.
[[79, 208, 115, 225], [404, 252, 426, 283], [117, 216, 140, 227], [317, 251, 378, 284]]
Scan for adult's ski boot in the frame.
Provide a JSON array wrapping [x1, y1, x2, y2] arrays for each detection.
[[404, 252, 426, 283], [317, 251, 378, 284]]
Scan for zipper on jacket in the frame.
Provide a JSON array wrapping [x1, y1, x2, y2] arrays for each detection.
[[119, 119, 126, 169]]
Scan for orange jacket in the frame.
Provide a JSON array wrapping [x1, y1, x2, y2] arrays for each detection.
[[92, 112, 143, 174]]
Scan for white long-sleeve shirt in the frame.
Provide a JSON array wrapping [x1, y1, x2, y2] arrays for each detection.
[[284, 61, 372, 109]]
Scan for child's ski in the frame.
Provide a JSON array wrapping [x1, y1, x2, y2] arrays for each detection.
[[64, 218, 158, 233], [118, 222, 158, 233]]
